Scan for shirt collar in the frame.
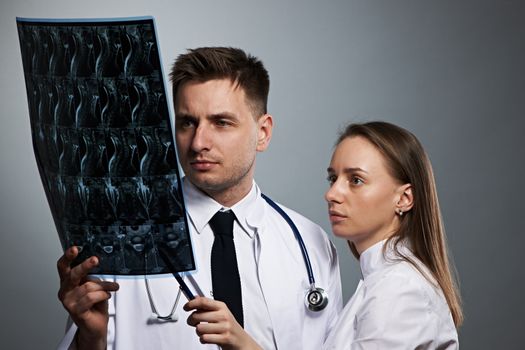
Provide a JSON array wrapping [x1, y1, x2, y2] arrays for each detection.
[[182, 177, 265, 238], [359, 238, 413, 279]]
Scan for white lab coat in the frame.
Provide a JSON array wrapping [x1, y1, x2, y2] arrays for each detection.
[[323, 239, 458, 350], [58, 179, 342, 349]]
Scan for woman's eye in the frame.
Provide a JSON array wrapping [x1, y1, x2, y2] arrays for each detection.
[[327, 175, 336, 185], [350, 177, 363, 185]]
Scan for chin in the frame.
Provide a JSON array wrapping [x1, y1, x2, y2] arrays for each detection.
[[332, 225, 365, 242], [331, 226, 352, 239], [188, 175, 224, 191]]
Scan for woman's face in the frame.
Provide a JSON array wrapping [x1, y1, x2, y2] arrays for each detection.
[[325, 136, 405, 254]]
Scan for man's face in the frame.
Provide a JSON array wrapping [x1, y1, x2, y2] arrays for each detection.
[[174, 78, 272, 205]]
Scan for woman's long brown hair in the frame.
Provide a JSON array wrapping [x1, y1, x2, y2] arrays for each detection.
[[338, 121, 463, 327]]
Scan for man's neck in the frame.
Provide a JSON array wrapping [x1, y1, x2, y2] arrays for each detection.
[[193, 179, 254, 208]]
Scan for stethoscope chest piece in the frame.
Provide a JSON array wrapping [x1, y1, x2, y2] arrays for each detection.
[[305, 286, 328, 312]]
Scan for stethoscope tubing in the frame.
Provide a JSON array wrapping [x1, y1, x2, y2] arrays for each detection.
[[261, 193, 316, 286]]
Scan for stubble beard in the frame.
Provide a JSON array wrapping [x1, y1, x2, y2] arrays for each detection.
[[187, 157, 256, 205]]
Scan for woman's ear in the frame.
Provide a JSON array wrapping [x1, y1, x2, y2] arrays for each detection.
[[395, 183, 414, 215]]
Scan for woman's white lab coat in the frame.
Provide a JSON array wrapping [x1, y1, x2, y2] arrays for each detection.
[[324, 239, 458, 349]]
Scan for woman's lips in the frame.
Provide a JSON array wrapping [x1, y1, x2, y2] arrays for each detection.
[[328, 210, 347, 223]]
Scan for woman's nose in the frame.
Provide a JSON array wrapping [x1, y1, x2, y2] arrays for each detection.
[[325, 182, 342, 204]]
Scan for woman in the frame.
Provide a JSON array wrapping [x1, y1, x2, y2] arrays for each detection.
[[323, 121, 462, 349], [184, 121, 462, 349]]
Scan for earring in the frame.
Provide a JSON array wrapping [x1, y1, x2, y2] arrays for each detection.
[[398, 209, 403, 216]]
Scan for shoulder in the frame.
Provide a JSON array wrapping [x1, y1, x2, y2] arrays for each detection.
[[364, 260, 442, 311], [357, 260, 454, 338]]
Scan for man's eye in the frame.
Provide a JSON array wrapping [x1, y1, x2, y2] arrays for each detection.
[[177, 119, 195, 128], [215, 119, 231, 127]]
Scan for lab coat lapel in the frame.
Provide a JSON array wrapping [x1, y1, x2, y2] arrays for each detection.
[[257, 218, 304, 349]]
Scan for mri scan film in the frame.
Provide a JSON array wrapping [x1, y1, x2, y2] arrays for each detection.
[[17, 17, 195, 275]]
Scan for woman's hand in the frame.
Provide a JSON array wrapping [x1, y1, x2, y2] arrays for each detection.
[[184, 297, 262, 350]]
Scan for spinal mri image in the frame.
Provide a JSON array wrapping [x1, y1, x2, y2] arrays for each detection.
[[17, 17, 195, 275]]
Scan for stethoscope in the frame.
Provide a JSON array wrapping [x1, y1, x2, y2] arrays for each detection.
[[147, 193, 329, 322], [261, 194, 329, 312]]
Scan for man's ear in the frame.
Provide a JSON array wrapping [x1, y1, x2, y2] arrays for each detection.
[[395, 183, 414, 214], [256, 114, 273, 152]]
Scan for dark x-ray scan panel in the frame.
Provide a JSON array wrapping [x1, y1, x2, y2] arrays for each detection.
[[17, 16, 195, 275]]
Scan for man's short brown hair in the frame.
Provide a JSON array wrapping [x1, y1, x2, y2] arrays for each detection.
[[170, 47, 270, 117]]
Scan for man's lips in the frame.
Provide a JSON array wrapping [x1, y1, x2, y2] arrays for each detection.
[[189, 160, 219, 171]]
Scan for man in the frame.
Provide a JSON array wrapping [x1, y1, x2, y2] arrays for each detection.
[[57, 47, 342, 349]]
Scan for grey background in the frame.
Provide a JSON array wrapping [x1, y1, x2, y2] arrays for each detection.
[[1, 0, 523, 349]]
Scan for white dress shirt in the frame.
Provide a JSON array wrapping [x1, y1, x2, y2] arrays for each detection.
[[58, 178, 342, 349], [185, 178, 276, 348], [323, 239, 458, 350]]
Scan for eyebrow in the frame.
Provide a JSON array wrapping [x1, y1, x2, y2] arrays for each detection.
[[209, 112, 238, 120], [326, 167, 368, 174], [175, 112, 239, 120], [175, 112, 194, 119]]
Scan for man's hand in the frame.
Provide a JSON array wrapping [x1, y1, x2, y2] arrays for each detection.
[[184, 297, 262, 350], [57, 246, 119, 350]]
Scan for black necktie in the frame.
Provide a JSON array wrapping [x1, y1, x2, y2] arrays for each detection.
[[209, 210, 244, 327]]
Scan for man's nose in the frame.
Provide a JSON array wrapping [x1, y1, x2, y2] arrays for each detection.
[[190, 124, 212, 152]]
